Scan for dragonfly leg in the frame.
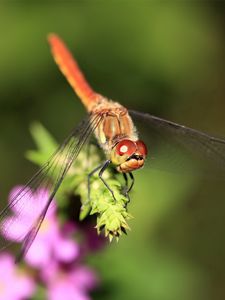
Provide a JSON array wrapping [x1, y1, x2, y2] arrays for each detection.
[[128, 172, 135, 193], [122, 173, 130, 203], [123, 173, 128, 188], [122, 172, 134, 203], [82, 160, 113, 209], [98, 160, 117, 202]]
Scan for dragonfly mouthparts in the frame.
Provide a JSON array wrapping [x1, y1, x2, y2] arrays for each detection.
[[127, 154, 144, 161]]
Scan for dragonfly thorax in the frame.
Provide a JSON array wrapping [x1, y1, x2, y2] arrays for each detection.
[[92, 98, 139, 153]]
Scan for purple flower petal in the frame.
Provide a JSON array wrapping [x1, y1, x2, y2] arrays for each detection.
[[41, 261, 98, 299], [54, 237, 79, 262], [42, 262, 93, 300], [25, 238, 51, 268], [0, 253, 35, 300], [1, 216, 29, 241], [8, 186, 34, 217], [0, 253, 14, 277], [9, 187, 56, 220], [35, 188, 56, 217], [70, 266, 99, 291], [13, 272, 36, 299], [48, 281, 91, 300], [40, 260, 57, 282], [4, 187, 85, 273]]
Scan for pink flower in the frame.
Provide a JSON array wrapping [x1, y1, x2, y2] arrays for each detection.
[[41, 261, 98, 300], [0, 253, 35, 300], [2, 186, 79, 268]]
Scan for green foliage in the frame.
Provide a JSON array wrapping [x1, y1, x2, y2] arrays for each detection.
[[26, 122, 58, 165], [26, 122, 132, 241]]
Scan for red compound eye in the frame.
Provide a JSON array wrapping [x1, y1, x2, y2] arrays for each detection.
[[116, 139, 136, 156], [136, 140, 148, 157]]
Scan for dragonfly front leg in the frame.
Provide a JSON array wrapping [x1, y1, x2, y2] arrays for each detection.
[[98, 160, 117, 203], [122, 172, 134, 203], [82, 160, 114, 209]]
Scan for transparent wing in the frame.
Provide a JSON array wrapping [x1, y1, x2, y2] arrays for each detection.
[[130, 110, 225, 177], [0, 113, 103, 261]]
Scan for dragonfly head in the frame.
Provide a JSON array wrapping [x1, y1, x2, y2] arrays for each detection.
[[111, 139, 148, 173]]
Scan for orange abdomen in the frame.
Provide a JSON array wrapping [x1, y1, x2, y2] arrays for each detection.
[[48, 34, 99, 112]]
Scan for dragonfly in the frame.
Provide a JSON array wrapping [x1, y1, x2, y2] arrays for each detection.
[[1, 33, 225, 260]]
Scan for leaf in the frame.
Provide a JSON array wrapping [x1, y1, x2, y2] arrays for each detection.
[[25, 122, 58, 165]]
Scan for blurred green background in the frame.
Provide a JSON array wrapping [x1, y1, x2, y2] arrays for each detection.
[[1, 1, 225, 300]]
